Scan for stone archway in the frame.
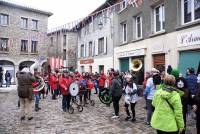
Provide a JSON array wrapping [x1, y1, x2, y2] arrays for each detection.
[[0, 60, 15, 85]]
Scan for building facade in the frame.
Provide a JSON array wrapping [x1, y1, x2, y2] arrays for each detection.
[[47, 29, 77, 71], [0, 0, 52, 83], [77, 0, 121, 73], [114, 0, 200, 84]]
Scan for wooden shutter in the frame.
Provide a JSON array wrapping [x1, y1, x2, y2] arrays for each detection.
[[153, 54, 165, 67], [95, 39, 98, 56], [104, 37, 107, 54]]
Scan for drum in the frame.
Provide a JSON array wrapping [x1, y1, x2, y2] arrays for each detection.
[[33, 76, 45, 92], [69, 82, 79, 96]]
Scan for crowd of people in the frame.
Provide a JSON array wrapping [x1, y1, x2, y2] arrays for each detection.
[[16, 65, 200, 134]]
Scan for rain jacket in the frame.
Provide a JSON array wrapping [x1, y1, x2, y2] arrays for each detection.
[[151, 85, 184, 132]]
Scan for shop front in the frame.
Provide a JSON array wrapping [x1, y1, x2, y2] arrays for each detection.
[[177, 29, 200, 74], [117, 48, 145, 84]]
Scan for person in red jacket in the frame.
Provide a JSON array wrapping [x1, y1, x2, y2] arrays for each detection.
[[98, 70, 106, 95], [59, 71, 72, 112], [50, 72, 59, 100]]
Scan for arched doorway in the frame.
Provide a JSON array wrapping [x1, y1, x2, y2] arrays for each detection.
[[0, 60, 15, 85], [19, 61, 35, 68]]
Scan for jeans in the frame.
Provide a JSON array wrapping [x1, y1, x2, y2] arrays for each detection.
[[112, 96, 121, 116], [35, 94, 40, 105], [62, 94, 71, 110], [125, 102, 136, 118], [146, 99, 154, 123], [6, 80, 10, 87]]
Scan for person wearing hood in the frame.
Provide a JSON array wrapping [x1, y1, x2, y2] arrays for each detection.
[[16, 66, 36, 120], [124, 77, 139, 122], [151, 74, 184, 134]]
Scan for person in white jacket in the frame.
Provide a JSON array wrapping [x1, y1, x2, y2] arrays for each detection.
[[124, 78, 139, 122]]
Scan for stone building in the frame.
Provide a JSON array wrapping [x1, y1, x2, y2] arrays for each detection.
[[47, 29, 77, 71], [114, 0, 200, 84], [0, 0, 52, 83]]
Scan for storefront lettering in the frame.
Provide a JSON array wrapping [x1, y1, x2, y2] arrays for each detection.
[[177, 29, 200, 47], [117, 49, 145, 58]]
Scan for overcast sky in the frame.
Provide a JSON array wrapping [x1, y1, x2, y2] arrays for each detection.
[[11, 0, 106, 29]]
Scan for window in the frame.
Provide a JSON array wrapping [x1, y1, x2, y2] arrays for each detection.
[[136, 16, 142, 39], [89, 41, 93, 57], [182, 0, 200, 24], [63, 35, 66, 47], [122, 23, 127, 43], [21, 17, 28, 29], [63, 50, 66, 60], [21, 40, 28, 52], [50, 37, 53, 46], [80, 44, 84, 57], [32, 20, 38, 30], [121, 1, 127, 11], [0, 14, 9, 26], [98, 37, 104, 54], [0, 38, 9, 52], [154, 4, 165, 33], [31, 41, 37, 53]]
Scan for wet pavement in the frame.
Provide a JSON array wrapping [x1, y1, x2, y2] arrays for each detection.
[[0, 87, 197, 134]]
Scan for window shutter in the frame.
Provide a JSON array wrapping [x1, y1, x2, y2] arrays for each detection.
[[84, 44, 86, 57], [78, 45, 80, 58], [104, 37, 107, 54], [86, 42, 89, 57], [92, 41, 95, 56], [95, 39, 98, 56]]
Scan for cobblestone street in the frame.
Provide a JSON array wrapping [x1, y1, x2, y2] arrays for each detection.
[[0, 88, 197, 134]]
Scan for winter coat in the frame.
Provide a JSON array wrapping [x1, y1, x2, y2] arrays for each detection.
[[5, 72, 11, 82], [16, 72, 36, 99], [186, 74, 198, 95], [124, 83, 139, 104], [110, 77, 122, 97], [151, 85, 184, 132], [59, 75, 71, 96], [50, 74, 58, 90], [143, 77, 156, 100]]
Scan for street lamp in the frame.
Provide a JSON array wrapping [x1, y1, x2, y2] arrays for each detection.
[[98, 17, 113, 38]]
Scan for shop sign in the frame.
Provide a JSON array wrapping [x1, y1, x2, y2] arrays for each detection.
[[177, 29, 200, 47], [118, 49, 145, 58], [80, 59, 94, 64]]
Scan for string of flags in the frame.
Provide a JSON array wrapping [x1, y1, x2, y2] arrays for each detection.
[[48, 0, 143, 33]]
